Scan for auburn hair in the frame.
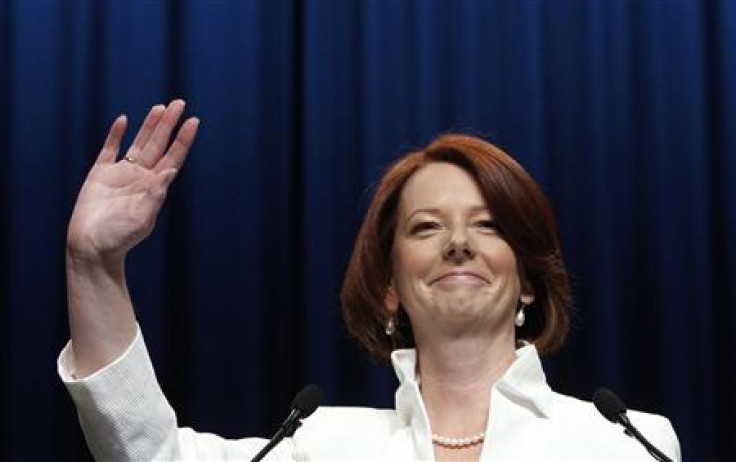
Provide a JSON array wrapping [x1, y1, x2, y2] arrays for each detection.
[[340, 134, 572, 363]]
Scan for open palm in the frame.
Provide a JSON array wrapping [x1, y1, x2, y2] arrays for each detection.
[[68, 100, 199, 260]]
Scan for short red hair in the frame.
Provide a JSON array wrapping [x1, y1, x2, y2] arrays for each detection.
[[341, 134, 572, 362]]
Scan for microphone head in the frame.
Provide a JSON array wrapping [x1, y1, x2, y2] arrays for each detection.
[[291, 384, 322, 418], [593, 388, 627, 423]]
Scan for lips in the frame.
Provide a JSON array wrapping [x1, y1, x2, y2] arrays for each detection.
[[431, 271, 489, 285]]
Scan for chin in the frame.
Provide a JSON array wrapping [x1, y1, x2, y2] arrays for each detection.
[[435, 300, 488, 318], [432, 288, 485, 310]]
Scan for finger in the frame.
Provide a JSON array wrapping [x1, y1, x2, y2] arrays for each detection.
[[138, 99, 186, 168], [134, 167, 178, 223], [154, 117, 200, 173], [139, 169, 179, 226], [149, 167, 179, 200], [159, 167, 179, 191], [128, 104, 166, 154], [97, 115, 127, 164]]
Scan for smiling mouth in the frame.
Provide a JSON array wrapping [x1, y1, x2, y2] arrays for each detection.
[[431, 273, 489, 285]]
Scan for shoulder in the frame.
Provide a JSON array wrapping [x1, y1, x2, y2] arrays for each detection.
[[549, 391, 672, 430], [547, 391, 681, 461]]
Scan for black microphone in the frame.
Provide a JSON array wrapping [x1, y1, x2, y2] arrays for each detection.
[[250, 385, 323, 462], [592, 388, 673, 462]]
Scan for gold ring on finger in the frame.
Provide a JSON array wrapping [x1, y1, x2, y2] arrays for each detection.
[[124, 155, 137, 164]]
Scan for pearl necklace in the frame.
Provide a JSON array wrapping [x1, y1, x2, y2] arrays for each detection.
[[416, 375, 487, 449], [431, 431, 486, 448]]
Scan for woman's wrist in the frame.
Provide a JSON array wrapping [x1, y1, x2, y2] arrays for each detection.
[[66, 244, 126, 279], [66, 247, 137, 377]]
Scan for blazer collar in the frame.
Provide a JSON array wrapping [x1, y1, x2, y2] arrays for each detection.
[[390, 344, 553, 427]]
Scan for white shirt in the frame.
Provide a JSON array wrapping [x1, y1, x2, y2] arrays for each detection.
[[58, 328, 681, 461]]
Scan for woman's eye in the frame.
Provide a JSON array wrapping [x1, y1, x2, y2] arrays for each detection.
[[410, 221, 440, 234], [475, 219, 499, 231]]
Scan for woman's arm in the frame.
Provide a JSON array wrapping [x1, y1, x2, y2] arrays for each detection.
[[61, 102, 299, 461], [60, 327, 296, 461], [66, 100, 199, 377]]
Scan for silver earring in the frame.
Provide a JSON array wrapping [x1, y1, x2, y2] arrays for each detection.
[[515, 304, 526, 327], [385, 317, 396, 336]]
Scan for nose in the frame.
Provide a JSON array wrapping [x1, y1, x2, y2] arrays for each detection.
[[442, 234, 476, 264]]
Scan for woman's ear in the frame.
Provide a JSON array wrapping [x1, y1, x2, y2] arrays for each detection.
[[518, 265, 536, 305], [384, 283, 399, 314], [520, 278, 535, 305]]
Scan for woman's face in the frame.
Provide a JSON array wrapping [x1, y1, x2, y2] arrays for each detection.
[[387, 162, 534, 341]]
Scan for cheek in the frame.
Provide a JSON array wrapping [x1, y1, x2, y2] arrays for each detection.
[[484, 240, 521, 280], [393, 241, 437, 277], [494, 246, 518, 272], [391, 243, 437, 301]]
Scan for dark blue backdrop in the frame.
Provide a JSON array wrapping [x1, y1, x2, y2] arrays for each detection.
[[1, 1, 734, 461]]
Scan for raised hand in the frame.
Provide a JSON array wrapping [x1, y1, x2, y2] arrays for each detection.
[[67, 100, 199, 262]]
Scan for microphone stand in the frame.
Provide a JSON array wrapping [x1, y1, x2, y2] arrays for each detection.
[[616, 413, 673, 462], [250, 409, 304, 462]]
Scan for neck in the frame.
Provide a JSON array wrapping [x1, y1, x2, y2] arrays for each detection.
[[415, 332, 516, 437]]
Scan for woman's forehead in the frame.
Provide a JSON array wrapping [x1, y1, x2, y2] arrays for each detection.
[[398, 163, 488, 215]]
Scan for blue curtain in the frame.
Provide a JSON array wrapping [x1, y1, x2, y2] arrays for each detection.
[[1, 1, 733, 460]]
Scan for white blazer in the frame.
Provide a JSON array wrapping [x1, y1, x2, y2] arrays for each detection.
[[59, 328, 681, 461]]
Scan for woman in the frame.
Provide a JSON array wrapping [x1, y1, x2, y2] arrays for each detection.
[[60, 101, 680, 460]]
